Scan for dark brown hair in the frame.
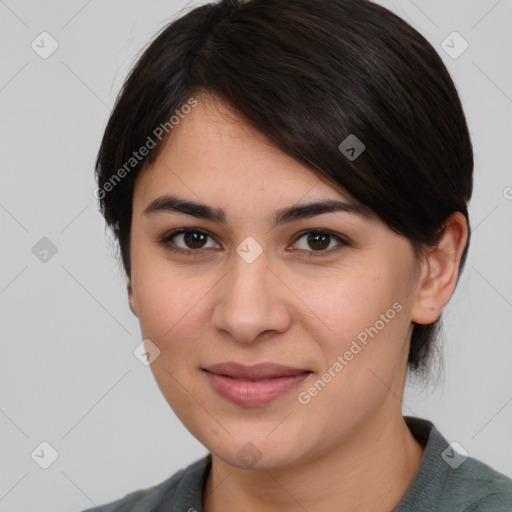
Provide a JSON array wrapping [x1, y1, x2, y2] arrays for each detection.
[[95, 0, 473, 377]]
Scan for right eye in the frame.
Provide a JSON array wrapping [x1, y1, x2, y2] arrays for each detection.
[[158, 228, 221, 255]]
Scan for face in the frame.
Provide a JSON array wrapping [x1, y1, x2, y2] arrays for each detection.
[[128, 94, 425, 470]]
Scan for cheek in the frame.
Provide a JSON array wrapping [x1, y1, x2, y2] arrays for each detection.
[[130, 257, 216, 359], [131, 264, 209, 417], [296, 278, 408, 424], [135, 282, 202, 349], [302, 269, 400, 347], [302, 268, 410, 403]]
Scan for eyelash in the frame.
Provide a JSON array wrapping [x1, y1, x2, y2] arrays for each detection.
[[157, 228, 350, 258]]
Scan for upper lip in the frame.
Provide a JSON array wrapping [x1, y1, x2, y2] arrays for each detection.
[[203, 362, 311, 379]]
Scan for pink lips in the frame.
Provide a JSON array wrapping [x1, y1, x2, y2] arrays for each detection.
[[203, 362, 311, 407]]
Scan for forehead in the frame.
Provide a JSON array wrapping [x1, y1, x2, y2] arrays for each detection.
[[133, 94, 353, 210]]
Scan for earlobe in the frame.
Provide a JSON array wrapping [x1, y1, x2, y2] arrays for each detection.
[[411, 212, 468, 325], [127, 282, 138, 317]]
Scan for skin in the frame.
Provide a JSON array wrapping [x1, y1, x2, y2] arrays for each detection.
[[127, 94, 468, 512]]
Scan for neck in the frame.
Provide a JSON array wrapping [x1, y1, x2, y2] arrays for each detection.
[[203, 411, 425, 512]]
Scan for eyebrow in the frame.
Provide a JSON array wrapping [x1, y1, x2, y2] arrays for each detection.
[[143, 194, 372, 227]]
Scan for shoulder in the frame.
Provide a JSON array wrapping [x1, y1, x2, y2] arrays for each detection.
[[80, 455, 211, 512], [80, 472, 183, 512], [397, 417, 512, 511], [447, 456, 512, 511]]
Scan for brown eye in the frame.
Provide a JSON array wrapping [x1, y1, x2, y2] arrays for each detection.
[[306, 232, 331, 251], [181, 231, 208, 249], [159, 228, 220, 255], [290, 230, 349, 256]]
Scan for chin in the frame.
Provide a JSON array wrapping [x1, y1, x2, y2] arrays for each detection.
[[204, 433, 311, 471]]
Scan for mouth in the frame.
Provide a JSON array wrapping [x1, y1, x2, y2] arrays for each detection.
[[202, 362, 312, 407]]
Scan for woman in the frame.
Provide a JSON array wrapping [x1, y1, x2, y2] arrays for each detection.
[[87, 0, 512, 510]]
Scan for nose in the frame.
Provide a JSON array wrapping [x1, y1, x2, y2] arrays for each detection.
[[211, 247, 292, 344]]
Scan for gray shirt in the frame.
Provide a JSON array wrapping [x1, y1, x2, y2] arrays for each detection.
[[83, 417, 512, 511]]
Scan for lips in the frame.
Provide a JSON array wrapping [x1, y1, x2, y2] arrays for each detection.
[[203, 362, 312, 406], [204, 362, 311, 379]]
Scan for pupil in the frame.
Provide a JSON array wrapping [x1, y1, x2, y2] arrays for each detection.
[[185, 232, 206, 249], [308, 232, 329, 251]]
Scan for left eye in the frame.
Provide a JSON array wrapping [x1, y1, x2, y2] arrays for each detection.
[[290, 230, 348, 255]]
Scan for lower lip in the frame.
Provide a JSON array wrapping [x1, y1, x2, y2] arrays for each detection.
[[203, 370, 311, 407]]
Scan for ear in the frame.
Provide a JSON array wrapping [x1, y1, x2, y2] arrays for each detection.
[[127, 281, 139, 317], [411, 211, 468, 325]]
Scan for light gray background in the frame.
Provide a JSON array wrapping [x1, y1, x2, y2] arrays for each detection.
[[1, 0, 511, 510]]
